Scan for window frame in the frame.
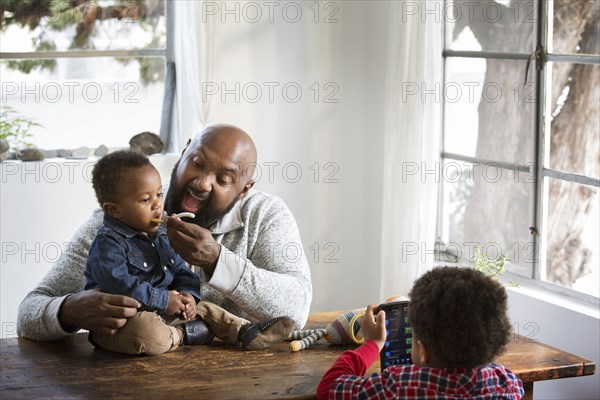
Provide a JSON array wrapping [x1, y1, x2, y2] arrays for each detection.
[[438, 0, 600, 306], [0, 0, 175, 150]]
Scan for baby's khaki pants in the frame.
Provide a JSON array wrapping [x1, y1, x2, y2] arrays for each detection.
[[90, 301, 249, 355]]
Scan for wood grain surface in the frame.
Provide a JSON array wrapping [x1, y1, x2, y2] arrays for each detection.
[[1, 311, 594, 400]]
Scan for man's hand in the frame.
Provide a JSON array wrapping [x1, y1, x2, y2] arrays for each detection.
[[58, 290, 140, 336], [361, 304, 386, 351], [165, 216, 221, 275]]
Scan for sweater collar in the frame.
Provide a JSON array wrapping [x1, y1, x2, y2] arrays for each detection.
[[208, 196, 245, 235]]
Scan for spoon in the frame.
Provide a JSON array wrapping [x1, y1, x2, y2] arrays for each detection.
[[151, 212, 196, 224]]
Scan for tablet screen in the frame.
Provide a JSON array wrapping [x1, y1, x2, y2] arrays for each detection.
[[379, 300, 413, 369]]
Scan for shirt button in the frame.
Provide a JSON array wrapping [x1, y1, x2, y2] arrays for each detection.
[[164, 266, 167, 270], [143, 262, 148, 267], [170, 259, 174, 264], [152, 243, 155, 247]]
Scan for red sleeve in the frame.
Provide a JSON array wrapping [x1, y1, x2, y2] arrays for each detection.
[[317, 340, 380, 400]]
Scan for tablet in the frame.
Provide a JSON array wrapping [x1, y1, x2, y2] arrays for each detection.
[[379, 300, 413, 369]]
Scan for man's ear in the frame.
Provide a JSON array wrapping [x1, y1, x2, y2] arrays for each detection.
[[103, 202, 121, 219], [240, 180, 255, 197]]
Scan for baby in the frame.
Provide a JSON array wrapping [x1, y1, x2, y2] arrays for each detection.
[[84, 150, 212, 355]]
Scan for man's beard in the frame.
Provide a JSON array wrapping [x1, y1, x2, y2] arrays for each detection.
[[164, 161, 240, 229]]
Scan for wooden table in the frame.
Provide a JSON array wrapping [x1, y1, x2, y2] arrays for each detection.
[[0, 312, 595, 399]]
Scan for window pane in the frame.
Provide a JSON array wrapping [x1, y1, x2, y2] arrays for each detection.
[[445, 0, 536, 53], [547, 62, 600, 179], [1, 57, 164, 149], [545, 178, 599, 297], [549, 0, 599, 55], [440, 160, 533, 277], [0, 1, 165, 52], [444, 57, 534, 164]]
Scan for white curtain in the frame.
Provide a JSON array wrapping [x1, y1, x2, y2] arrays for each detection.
[[380, 1, 443, 299], [171, 1, 219, 151]]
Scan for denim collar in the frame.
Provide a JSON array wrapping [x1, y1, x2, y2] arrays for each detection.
[[102, 214, 167, 239]]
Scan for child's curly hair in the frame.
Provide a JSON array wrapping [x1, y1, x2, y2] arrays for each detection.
[[92, 150, 151, 206], [408, 266, 511, 368]]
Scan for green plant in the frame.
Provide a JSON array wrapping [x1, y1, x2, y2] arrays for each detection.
[[472, 245, 518, 287], [0, 106, 40, 150]]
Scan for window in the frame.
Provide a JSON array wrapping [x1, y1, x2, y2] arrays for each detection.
[[438, 0, 599, 303], [0, 0, 171, 150]]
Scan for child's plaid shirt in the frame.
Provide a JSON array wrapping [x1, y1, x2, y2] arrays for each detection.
[[317, 340, 524, 400]]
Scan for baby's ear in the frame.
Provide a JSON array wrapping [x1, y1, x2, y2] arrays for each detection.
[[102, 202, 121, 218]]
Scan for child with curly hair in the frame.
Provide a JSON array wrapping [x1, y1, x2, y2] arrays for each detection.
[[317, 266, 524, 399]]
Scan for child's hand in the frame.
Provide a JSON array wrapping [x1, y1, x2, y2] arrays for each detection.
[[179, 292, 197, 320], [166, 290, 186, 317], [361, 304, 386, 351]]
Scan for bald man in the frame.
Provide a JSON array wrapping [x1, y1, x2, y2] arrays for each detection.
[[17, 125, 312, 348]]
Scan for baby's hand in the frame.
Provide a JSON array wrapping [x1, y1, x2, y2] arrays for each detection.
[[166, 290, 186, 317], [179, 292, 197, 320]]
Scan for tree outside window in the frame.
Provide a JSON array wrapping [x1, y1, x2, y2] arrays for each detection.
[[0, 0, 167, 150], [440, 0, 599, 300]]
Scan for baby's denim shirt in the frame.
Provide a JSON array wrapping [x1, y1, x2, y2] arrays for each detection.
[[85, 215, 201, 313]]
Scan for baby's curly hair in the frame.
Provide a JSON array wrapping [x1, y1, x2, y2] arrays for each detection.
[[408, 266, 511, 368], [92, 150, 151, 206]]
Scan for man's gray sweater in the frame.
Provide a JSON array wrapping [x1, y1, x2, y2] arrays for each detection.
[[17, 189, 312, 341]]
